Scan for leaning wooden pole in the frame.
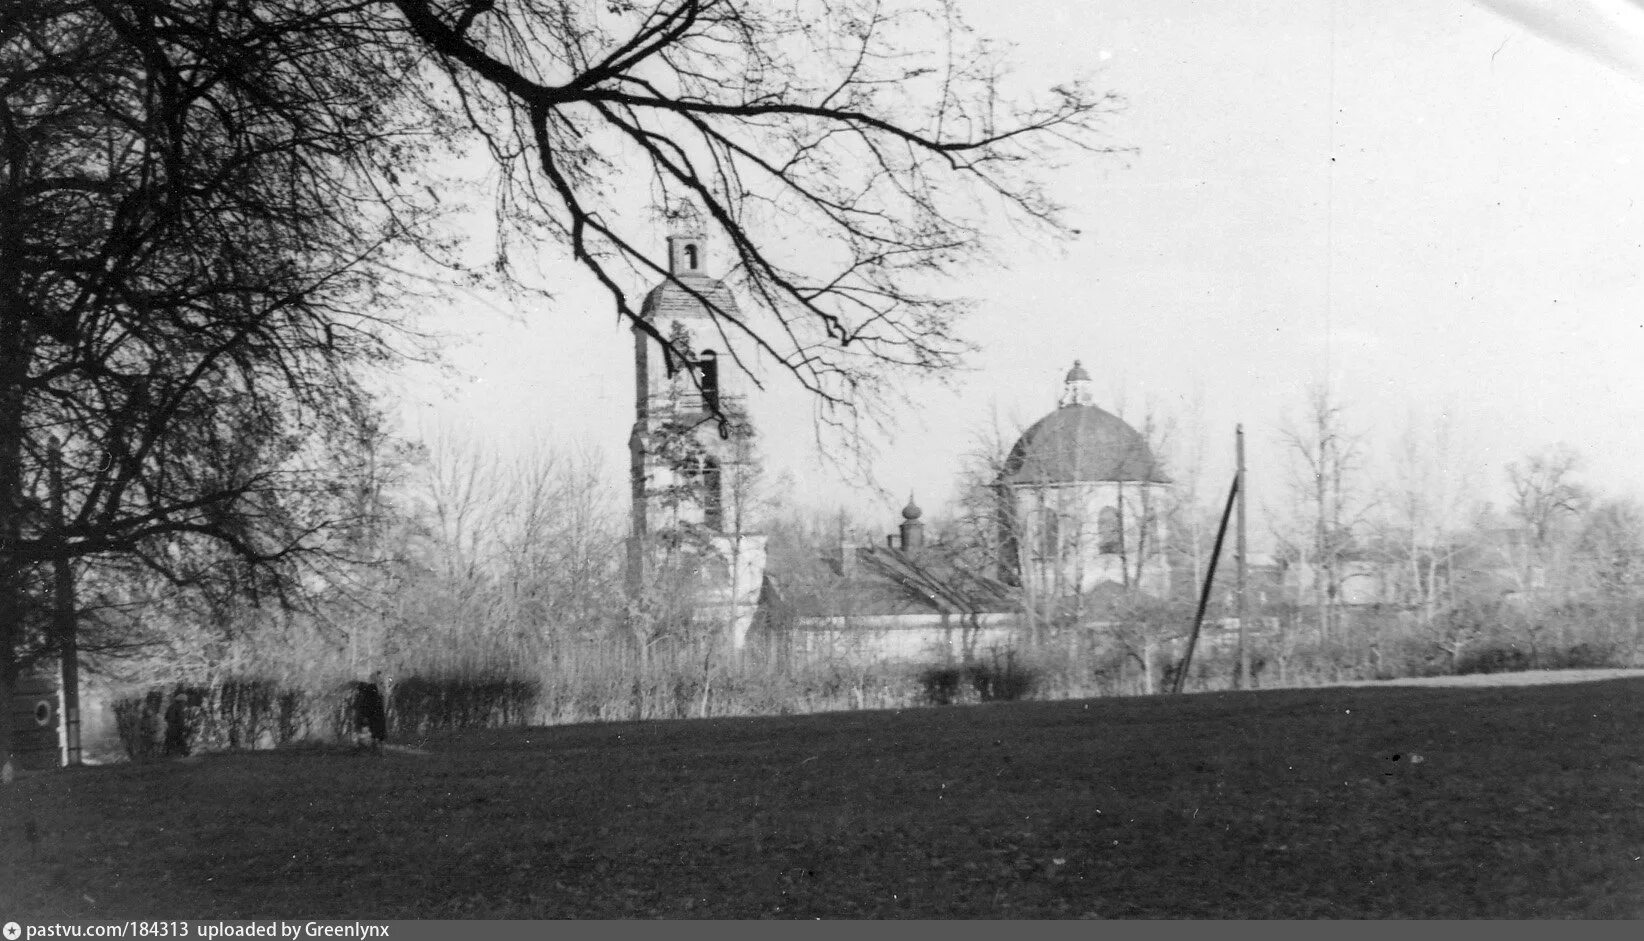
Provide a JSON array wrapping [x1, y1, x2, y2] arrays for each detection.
[[1174, 472, 1240, 695], [1235, 424, 1249, 690]]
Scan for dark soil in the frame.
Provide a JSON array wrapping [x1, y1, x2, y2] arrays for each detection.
[[5, 677, 1644, 918]]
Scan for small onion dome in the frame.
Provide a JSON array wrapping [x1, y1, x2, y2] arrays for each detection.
[[1065, 360, 1092, 383], [901, 495, 923, 520]]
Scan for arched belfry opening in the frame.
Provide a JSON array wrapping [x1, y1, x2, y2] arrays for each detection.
[[699, 349, 720, 415], [668, 234, 707, 276]]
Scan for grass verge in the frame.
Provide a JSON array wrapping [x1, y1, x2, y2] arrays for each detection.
[[5, 677, 1644, 918]]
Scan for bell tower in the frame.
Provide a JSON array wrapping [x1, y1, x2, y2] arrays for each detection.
[[626, 230, 767, 646]]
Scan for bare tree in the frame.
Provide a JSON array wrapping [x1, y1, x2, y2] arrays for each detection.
[[1160, 391, 1213, 602], [942, 407, 1024, 582], [1578, 497, 1644, 663], [1, 0, 1115, 774], [0, 0, 457, 773], [1380, 409, 1475, 627], [1579, 498, 1644, 598], [415, 424, 502, 583], [1505, 445, 1590, 598], [1275, 382, 1369, 644], [390, 0, 1119, 433]]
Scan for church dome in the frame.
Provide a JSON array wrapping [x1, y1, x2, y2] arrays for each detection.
[[640, 273, 740, 321], [999, 404, 1168, 486]]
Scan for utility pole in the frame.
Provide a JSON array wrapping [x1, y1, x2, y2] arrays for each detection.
[[48, 437, 80, 766], [1235, 425, 1249, 690], [1175, 473, 1239, 695]]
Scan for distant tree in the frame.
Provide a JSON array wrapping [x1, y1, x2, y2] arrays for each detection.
[[1579, 498, 1644, 601], [1505, 445, 1591, 597], [1577, 497, 1644, 663], [1274, 383, 1369, 643], [1158, 392, 1215, 605], [940, 407, 1025, 584], [1377, 409, 1476, 627]]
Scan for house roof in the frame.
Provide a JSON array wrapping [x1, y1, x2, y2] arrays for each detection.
[[763, 546, 1018, 622]]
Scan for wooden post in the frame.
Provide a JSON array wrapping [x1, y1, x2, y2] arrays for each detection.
[[48, 438, 79, 766], [1175, 473, 1239, 694], [1236, 425, 1249, 690]]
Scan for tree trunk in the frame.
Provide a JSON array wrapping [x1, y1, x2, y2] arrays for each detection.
[[1141, 637, 1155, 695], [1630, 605, 1640, 667], [0, 116, 28, 780]]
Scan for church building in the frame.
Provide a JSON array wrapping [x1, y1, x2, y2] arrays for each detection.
[[997, 361, 1172, 611], [626, 231, 767, 646], [624, 231, 1172, 654]]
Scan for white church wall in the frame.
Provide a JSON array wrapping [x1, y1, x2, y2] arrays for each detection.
[[791, 615, 1023, 662], [1012, 480, 1169, 600]]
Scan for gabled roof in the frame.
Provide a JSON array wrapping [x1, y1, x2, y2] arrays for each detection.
[[764, 546, 1017, 621]]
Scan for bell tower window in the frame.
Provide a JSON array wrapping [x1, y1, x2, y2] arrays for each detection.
[[668, 234, 706, 275], [699, 349, 719, 414]]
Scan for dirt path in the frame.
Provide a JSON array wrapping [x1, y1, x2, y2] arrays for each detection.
[[1329, 667, 1644, 689]]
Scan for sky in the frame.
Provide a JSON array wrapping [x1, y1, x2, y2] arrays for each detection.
[[395, 0, 1644, 543]]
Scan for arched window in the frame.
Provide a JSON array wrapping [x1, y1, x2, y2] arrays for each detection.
[[1036, 507, 1060, 561], [683, 243, 700, 270], [1097, 506, 1121, 555], [699, 349, 720, 414], [702, 456, 724, 530]]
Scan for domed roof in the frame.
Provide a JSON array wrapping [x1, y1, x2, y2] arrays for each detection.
[[1065, 360, 1091, 382], [639, 273, 740, 321], [999, 404, 1169, 486]]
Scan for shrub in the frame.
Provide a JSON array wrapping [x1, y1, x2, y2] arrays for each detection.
[[969, 649, 1036, 702], [916, 650, 1038, 706], [917, 664, 966, 706], [1539, 642, 1624, 671], [111, 690, 166, 762], [388, 674, 540, 734], [1456, 645, 1531, 676]]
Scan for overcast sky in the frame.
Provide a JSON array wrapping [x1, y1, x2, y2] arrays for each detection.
[[397, 0, 1644, 541]]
